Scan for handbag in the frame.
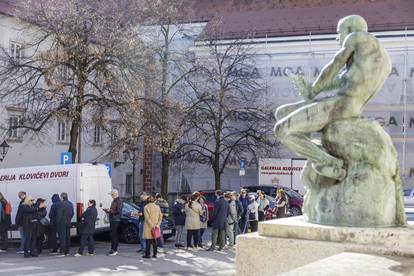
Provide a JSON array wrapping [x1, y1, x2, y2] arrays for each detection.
[[151, 226, 161, 239], [40, 217, 50, 226], [248, 211, 256, 221]]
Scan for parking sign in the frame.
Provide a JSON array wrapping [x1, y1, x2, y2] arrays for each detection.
[[60, 152, 72, 165], [104, 162, 112, 178]]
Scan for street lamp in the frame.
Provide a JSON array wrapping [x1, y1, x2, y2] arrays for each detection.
[[123, 147, 138, 201], [0, 140, 10, 162]]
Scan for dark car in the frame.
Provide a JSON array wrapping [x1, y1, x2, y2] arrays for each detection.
[[119, 201, 176, 244], [243, 185, 304, 216]]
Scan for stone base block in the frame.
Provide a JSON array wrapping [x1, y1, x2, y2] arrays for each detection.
[[236, 217, 414, 276]]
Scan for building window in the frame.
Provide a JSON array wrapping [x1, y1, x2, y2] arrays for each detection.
[[10, 42, 23, 62], [94, 125, 102, 144], [57, 121, 67, 142], [110, 126, 118, 144], [8, 116, 19, 138], [125, 174, 133, 194]]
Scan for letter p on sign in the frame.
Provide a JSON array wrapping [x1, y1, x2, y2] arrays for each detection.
[[60, 152, 72, 165]]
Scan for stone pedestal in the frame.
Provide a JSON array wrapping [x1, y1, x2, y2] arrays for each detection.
[[236, 217, 414, 276]]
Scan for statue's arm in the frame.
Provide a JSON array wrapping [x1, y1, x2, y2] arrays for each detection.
[[310, 35, 356, 98]]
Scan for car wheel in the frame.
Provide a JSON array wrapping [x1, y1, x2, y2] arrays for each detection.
[[122, 224, 138, 244], [290, 206, 302, 216]]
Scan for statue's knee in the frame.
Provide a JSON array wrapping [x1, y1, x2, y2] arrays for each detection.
[[275, 106, 285, 121]]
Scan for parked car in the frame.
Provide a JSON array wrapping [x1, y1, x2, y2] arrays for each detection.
[[243, 185, 304, 216], [119, 201, 175, 244], [404, 188, 414, 206]]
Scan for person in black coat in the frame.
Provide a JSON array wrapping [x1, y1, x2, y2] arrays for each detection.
[[172, 196, 186, 248], [21, 196, 43, 258], [0, 193, 11, 251], [34, 198, 47, 254], [207, 190, 229, 251], [56, 192, 74, 256], [75, 200, 98, 256], [48, 194, 60, 253], [15, 191, 26, 253]]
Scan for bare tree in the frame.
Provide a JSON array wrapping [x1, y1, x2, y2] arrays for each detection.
[[138, 0, 197, 196], [0, 0, 146, 161], [182, 35, 278, 190]]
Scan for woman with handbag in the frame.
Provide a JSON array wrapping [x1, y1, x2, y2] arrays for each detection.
[[143, 195, 163, 259], [184, 193, 202, 249], [246, 195, 259, 232], [198, 196, 209, 248]]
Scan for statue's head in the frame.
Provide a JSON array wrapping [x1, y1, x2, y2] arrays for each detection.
[[336, 15, 368, 46]]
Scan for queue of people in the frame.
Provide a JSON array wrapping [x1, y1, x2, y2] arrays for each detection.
[[0, 187, 289, 260]]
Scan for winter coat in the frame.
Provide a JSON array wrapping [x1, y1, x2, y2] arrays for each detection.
[[35, 206, 47, 237], [239, 196, 249, 217], [200, 203, 209, 229], [138, 201, 147, 222], [56, 200, 74, 227], [80, 206, 98, 234], [257, 197, 270, 212], [172, 199, 186, 226], [276, 197, 288, 218], [212, 197, 229, 230], [49, 194, 61, 225], [15, 198, 25, 227], [155, 198, 169, 215], [235, 200, 244, 221], [0, 200, 11, 229], [227, 200, 238, 225], [106, 197, 123, 222], [184, 201, 202, 230], [143, 202, 162, 240], [247, 201, 259, 221], [21, 204, 38, 230]]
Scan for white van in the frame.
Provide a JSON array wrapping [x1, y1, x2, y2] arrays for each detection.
[[0, 163, 113, 239]]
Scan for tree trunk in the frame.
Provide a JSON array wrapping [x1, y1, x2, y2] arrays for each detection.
[[213, 157, 221, 190], [67, 78, 85, 163], [68, 119, 80, 162], [161, 153, 170, 198], [214, 169, 221, 190]]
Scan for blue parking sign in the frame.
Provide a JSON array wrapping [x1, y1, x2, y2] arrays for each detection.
[[104, 163, 112, 178], [60, 152, 72, 165], [240, 159, 246, 170]]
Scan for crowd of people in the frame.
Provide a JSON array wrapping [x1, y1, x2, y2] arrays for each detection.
[[0, 187, 290, 259], [172, 188, 289, 251]]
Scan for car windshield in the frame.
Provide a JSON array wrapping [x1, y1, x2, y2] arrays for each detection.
[[404, 189, 412, 197], [283, 188, 303, 198], [125, 201, 140, 209]]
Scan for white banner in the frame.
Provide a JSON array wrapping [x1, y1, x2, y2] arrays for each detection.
[[258, 158, 306, 194]]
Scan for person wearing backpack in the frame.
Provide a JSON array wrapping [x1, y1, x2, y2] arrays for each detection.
[[0, 192, 10, 252]]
